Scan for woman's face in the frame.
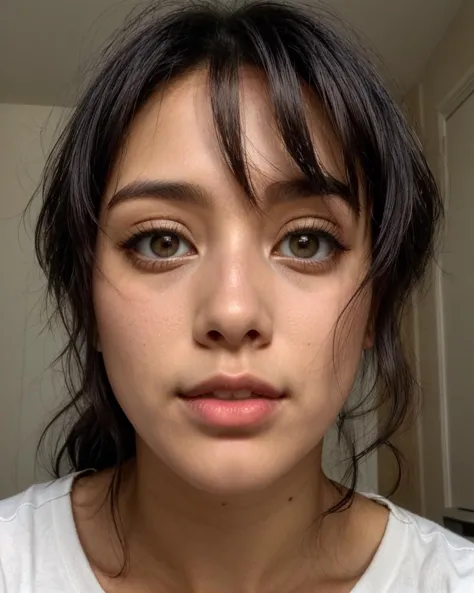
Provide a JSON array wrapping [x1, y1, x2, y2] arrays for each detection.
[[93, 68, 372, 495]]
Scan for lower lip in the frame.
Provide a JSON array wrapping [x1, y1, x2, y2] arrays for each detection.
[[179, 397, 282, 428]]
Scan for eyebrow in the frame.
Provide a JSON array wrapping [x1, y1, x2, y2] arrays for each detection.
[[266, 176, 355, 211], [107, 176, 356, 213], [107, 180, 208, 210]]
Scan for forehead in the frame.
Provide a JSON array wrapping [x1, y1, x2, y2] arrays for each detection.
[[106, 67, 348, 203]]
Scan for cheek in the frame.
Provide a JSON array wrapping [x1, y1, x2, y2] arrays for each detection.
[[92, 268, 189, 397], [282, 277, 370, 411]]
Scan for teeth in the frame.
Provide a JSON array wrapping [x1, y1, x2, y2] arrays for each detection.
[[209, 390, 253, 400]]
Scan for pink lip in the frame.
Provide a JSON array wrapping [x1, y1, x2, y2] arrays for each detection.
[[182, 398, 281, 428], [178, 374, 285, 429], [179, 373, 284, 400]]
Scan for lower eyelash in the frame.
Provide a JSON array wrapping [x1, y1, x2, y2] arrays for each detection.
[[273, 244, 345, 274], [124, 252, 187, 272], [284, 251, 341, 272]]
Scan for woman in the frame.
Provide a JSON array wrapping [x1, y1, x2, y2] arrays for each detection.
[[1, 1, 472, 591]]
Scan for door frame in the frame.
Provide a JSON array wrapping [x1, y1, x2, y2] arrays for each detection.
[[423, 66, 474, 512]]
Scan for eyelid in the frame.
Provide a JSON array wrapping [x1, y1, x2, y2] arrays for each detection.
[[118, 219, 195, 250], [275, 217, 345, 247]]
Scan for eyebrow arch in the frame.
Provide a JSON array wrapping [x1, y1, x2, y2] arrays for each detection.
[[107, 175, 356, 213], [265, 176, 356, 213], [107, 180, 209, 211]]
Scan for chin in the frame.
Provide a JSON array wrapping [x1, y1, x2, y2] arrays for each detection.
[[162, 438, 295, 497]]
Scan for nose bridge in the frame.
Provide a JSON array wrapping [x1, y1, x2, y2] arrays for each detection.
[[218, 243, 256, 297], [193, 238, 273, 348]]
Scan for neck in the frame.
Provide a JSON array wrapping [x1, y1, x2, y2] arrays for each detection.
[[73, 449, 386, 593], [123, 445, 352, 593]]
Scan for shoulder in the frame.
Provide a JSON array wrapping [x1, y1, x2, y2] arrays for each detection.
[[0, 475, 73, 518], [365, 494, 474, 592], [393, 501, 474, 556], [401, 508, 474, 592], [0, 475, 75, 591]]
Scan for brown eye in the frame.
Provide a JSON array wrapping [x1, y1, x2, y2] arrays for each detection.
[[133, 231, 193, 259], [288, 234, 320, 258], [278, 231, 335, 261], [149, 233, 180, 257]]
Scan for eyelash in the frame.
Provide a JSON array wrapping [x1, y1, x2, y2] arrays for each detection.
[[118, 221, 195, 272], [118, 219, 349, 273], [274, 219, 348, 272]]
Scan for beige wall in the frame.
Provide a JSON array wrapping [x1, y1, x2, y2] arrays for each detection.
[[377, 86, 425, 515], [412, 0, 474, 524], [0, 104, 66, 497], [420, 0, 474, 163], [379, 0, 474, 521], [378, 298, 424, 514]]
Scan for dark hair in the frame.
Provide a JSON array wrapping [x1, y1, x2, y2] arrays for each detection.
[[35, 0, 441, 532]]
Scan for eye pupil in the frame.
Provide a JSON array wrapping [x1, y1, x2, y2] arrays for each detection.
[[150, 233, 179, 257], [289, 234, 320, 258]]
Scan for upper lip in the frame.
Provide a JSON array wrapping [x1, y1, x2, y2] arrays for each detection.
[[179, 374, 285, 399]]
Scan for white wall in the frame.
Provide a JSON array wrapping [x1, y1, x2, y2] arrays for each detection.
[[0, 103, 67, 497]]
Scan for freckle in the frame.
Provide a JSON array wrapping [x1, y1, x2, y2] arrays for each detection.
[[288, 497, 294, 502], [221, 502, 228, 507]]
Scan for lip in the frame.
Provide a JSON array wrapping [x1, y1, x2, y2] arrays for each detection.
[[178, 373, 285, 400]]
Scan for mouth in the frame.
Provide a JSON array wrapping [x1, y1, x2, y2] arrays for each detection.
[[177, 374, 286, 428], [178, 373, 285, 400], [186, 390, 276, 400]]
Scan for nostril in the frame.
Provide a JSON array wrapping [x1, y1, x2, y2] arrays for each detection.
[[208, 330, 221, 342], [204, 328, 263, 346], [247, 330, 260, 341]]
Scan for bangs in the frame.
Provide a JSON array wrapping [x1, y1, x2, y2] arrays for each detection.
[[36, 0, 440, 308], [207, 10, 363, 214], [195, 3, 438, 297]]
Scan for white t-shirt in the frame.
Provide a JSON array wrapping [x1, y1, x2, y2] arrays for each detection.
[[1, 475, 474, 592]]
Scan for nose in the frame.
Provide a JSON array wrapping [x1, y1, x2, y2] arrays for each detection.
[[192, 257, 273, 351]]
